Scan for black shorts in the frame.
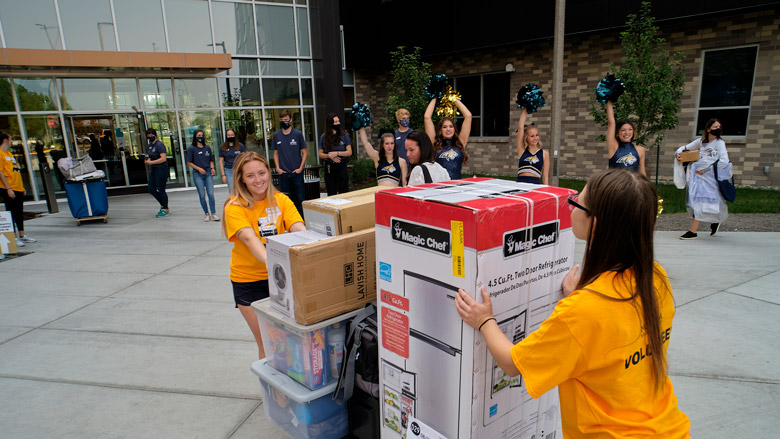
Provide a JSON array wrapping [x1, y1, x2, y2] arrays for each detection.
[[231, 279, 269, 308]]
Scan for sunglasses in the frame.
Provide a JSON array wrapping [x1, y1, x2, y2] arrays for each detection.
[[568, 194, 591, 215]]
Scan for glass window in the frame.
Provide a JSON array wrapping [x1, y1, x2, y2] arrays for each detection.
[[145, 111, 185, 186], [175, 78, 219, 108], [296, 8, 310, 57], [300, 61, 311, 76], [224, 108, 265, 155], [697, 46, 758, 136], [164, 0, 212, 53], [23, 114, 65, 195], [0, 0, 62, 49], [261, 60, 297, 76], [343, 87, 354, 109], [219, 77, 260, 107], [140, 79, 174, 109], [262, 78, 299, 107], [1, 79, 17, 112], [342, 69, 354, 86], [61, 78, 138, 111], [301, 79, 313, 106], [301, 107, 316, 164], [14, 78, 59, 111], [58, 0, 116, 51], [222, 59, 259, 77], [114, 0, 166, 52], [178, 110, 222, 172], [453, 73, 510, 137], [255, 5, 297, 56], [0, 115, 33, 193], [211, 1, 257, 56]]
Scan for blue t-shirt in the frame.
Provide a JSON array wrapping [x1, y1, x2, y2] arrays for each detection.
[[319, 132, 351, 164], [609, 142, 640, 172], [147, 140, 168, 168], [272, 129, 307, 172], [186, 145, 214, 170], [394, 128, 411, 162], [219, 143, 246, 169], [435, 140, 464, 180]]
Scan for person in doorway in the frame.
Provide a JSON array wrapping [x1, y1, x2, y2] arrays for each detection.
[[187, 129, 219, 222], [405, 130, 449, 185], [455, 169, 691, 438], [394, 108, 412, 165], [272, 110, 308, 215], [0, 131, 36, 247], [358, 127, 407, 187], [515, 107, 550, 184], [144, 128, 169, 217], [606, 101, 646, 175], [100, 130, 115, 160], [318, 113, 352, 195], [424, 97, 473, 180], [219, 128, 246, 193], [88, 134, 103, 160], [223, 152, 305, 359]]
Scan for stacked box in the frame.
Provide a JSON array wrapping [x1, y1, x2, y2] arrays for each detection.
[[303, 186, 385, 236], [252, 359, 349, 439], [253, 299, 360, 390], [374, 178, 576, 439]]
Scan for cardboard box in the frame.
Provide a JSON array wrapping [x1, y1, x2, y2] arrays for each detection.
[[678, 150, 699, 163], [267, 228, 377, 325], [375, 178, 576, 439], [303, 186, 385, 236]]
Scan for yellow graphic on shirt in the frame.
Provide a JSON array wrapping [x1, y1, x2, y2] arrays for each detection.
[[380, 163, 397, 174], [439, 149, 459, 161], [616, 154, 637, 166], [524, 155, 540, 165]]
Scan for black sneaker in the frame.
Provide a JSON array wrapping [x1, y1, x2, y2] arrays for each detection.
[[710, 223, 720, 236], [680, 231, 698, 240]]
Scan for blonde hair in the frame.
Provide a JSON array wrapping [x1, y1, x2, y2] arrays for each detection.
[[222, 151, 278, 237], [524, 125, 543, 150], [395, 108, 410, 121]]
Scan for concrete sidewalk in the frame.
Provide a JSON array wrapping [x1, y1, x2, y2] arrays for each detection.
[[1, 188, 778, 438]]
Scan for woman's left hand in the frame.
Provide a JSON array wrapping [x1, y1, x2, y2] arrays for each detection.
[[454, 287, 494, 330]]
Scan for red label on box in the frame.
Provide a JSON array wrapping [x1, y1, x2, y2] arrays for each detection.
[[381, 289, 409, 311], [381, 308, 409, 358]]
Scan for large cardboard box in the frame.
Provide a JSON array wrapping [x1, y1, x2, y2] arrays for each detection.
[[303, 186, 385, 236], [267, 228, 377, 325], [375, 178, 576, 439], [678, 150, 699, 163]]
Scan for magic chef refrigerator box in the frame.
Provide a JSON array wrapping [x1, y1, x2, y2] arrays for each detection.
[[303, 186, 385, 236], [267, 228, 377, 326], [375, 178, 576, 439]]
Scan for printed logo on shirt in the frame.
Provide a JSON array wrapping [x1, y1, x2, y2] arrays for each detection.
[[524, 155, 540, 164], [391, 218, 450, 255], [277, 141, 282, 145], [616, 154, 637, 166], [503, 221, 559, 258], [380, 163, 397, 174], [290, 139, 297, 146], [438, 149, 459, 161]]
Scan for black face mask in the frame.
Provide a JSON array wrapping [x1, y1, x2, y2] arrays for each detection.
[[147, 136, 155, 144], [709, 128, 722, 137], [332, 124, 340, 130], [195, 136, 205, 144], [280, 121, 291, 130], [226, 136, 235, 142]]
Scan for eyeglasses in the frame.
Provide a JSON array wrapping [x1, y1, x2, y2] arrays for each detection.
[[568, 194, 590, 215]]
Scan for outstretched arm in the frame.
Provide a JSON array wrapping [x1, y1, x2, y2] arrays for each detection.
[[424, 98, 437, 143], [455, 100, 472, 148], [516, 108, 527, 158], [400, 158, 408, 187], [606, 101, 618, 157], [358, 127, 380, 165]]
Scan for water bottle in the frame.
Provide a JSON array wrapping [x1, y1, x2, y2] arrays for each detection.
[[327, 323, 346, 379]]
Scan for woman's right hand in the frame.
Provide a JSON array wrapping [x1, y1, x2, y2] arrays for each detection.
[[198, 168, 207, 175], [562, 264, 581, 296], [676, 153, 683, 163], [6, 188, 14, 199]]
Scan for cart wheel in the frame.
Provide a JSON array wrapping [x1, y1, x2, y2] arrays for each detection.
[[103, 218, 108, 223], [77, 221, 82, 226]]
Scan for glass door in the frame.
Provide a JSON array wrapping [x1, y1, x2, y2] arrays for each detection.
[[114, 114, 145, 186], [145, 111, 185, 188]]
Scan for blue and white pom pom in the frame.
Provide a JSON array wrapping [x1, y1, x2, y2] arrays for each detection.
[[425, 74, 449, 100], [596, 73, 625, 103], [516, 83, 547, 114], [350, 103, 373, 130]]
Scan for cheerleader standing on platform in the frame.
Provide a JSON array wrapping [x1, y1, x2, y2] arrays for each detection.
[[515, 107, 550, 184], [358, 127, 408, 188], [606, 101, 646, 176], [423, 97, 472, 180]]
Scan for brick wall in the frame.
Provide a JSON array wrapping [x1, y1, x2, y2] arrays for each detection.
[[353, 8, 780, 186]]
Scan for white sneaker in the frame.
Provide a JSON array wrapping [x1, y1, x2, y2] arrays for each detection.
[[211, 214, 220, 221], [204, 214, 211, 222], [16, 239, 25, 247], [20, 235, 36, 243]]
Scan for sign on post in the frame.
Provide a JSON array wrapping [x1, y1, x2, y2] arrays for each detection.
[[0, 211, 18, 255]]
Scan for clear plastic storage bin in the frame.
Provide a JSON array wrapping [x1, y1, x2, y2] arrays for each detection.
[[251, 359, 348, 439], [252, 299, 359, 390]]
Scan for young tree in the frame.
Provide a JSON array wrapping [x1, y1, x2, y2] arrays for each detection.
[[591, 1, 686, 183], [378, 46, 431, 132]]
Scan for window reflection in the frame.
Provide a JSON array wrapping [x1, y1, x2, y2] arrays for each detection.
[[114, 0, 166, 52], [164, 0, 212, 53], [212, 1, 257, 56], [61, 78, 139, 111], [145, 111, 185, 186], [59, 0, 116, 51], [296, 8, 310, 57], [301, 79, 313, 106], [1, 79, 17, 112], [262, 78, 300, 107], [179, 110, 223, 178], [140, 79, 174, 109], [23, 114, 66, 195], [301, 108, 316, 164], [224, 109, 265, 156], [175, 79, 219, 108], [223, 59, 259, 77], [261, 60, 298, 76], [219, 78, 260, 107], [1, 0, 62, 49], [255, 5, 297, 56], [14, 78, 59, 111]]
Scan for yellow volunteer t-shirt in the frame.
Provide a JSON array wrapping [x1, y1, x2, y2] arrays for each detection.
[[511, 263, 691, 438], [0, 149, 24, 192], [225, 191, 303, 283]]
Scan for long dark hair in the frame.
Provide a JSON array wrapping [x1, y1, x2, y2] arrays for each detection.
[[377, 132, 398, 166], [191, 129, 205, 147], [323, 113, 344, 152], [406, 130, 435, 164], [434, 117, 469, 164], [577, 169, 667, 392], [701, 118, 722, 143], [220, 128, 240, 152]]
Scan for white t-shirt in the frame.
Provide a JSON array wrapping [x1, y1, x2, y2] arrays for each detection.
[[407, 162, 451, 186]]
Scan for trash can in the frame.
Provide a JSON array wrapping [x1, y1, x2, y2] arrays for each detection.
[[64, 178, 109, 225]]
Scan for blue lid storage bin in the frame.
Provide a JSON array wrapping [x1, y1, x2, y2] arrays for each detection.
[[251, 359, 348, 439]]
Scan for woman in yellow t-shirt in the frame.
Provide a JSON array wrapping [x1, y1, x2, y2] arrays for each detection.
[[222, 151, 305, 359], [455, 169, 691, 438], [1, 132, 36, 247]]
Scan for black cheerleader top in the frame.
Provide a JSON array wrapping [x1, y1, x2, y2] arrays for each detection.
[[517, 147, 544, 179], [376, 159, 402, 185], [609, 142, 640, 172]]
